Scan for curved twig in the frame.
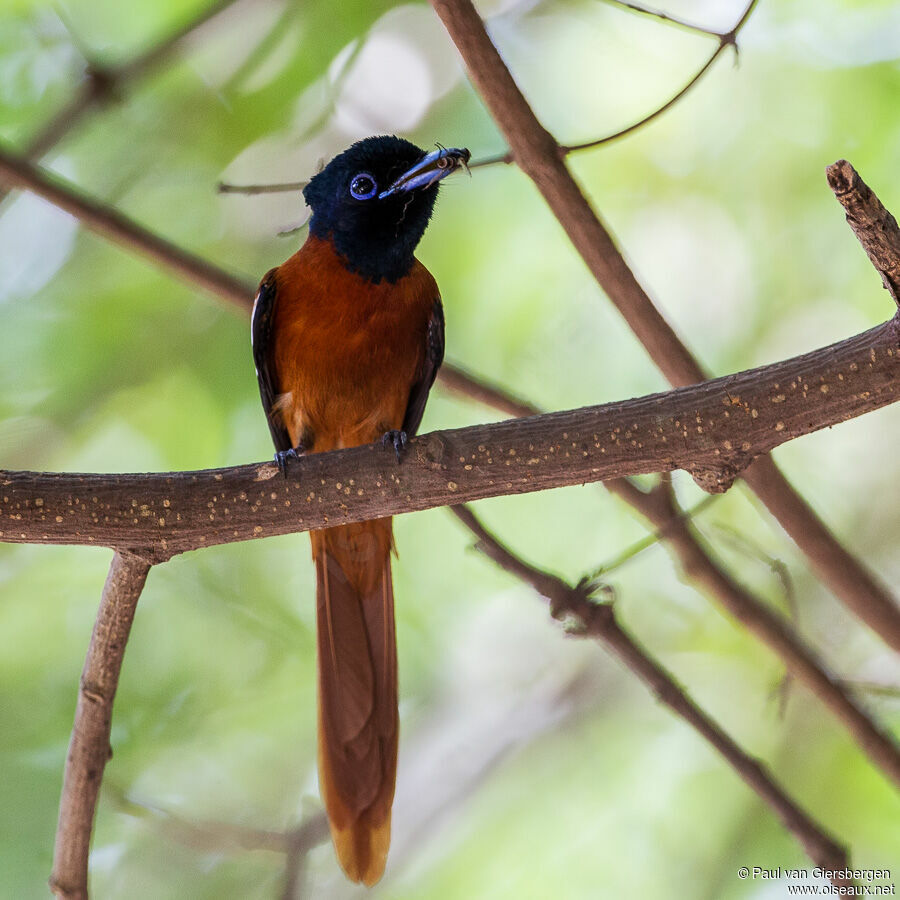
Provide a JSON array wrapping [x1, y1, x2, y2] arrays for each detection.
[[218, 0, 757, 192]]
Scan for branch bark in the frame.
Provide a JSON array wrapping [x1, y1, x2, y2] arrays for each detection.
[[449, 505, 853, 888], [2, 139, 897, 649], [438, 372, 900, 786], [428, 0, 900, 650], [827, 159, 900, 308], [49, 551, 151, 900], [2, 316, 897, 557]]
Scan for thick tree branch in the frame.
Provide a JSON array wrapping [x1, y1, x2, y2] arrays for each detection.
[[449, 505, 852, 887], [441, 372, 900, 786], [0, 110, 898, 658], [2, 317, 897, 558], [49, 552, 151, 900], [428, 0, 900, 649], [4, 148, 898, 652]]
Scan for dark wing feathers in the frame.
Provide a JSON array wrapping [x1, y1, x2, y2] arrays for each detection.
[[251, 270, 292, 453], [401, 298, 444, 438]]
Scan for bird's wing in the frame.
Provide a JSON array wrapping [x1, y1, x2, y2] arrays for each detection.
[[402, 298, 444, 438], [251, 269, 292, 453]]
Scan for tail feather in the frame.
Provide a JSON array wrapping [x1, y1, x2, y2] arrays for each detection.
[[311, 519, 398, 886]]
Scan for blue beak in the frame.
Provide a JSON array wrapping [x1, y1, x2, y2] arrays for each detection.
[[379, 146, 470, 199]]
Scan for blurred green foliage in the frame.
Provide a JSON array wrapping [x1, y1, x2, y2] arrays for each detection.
[[0, 0, 898, 897]]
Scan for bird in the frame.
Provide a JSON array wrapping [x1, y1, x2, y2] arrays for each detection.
[[251, 135, 469, 885]]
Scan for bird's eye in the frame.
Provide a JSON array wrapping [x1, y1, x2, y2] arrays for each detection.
[[349, 173, 378, 200]]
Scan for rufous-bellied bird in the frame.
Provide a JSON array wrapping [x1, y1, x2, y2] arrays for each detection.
[[251, 136, 469, 885]]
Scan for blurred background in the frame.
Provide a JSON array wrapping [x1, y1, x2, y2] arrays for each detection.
[[0, 0, 898, 896]]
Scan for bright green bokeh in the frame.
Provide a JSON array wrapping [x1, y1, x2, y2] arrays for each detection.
[[0, 0, 897, 897]]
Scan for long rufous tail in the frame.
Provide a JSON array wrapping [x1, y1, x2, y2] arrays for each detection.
[[310, 518, 398, 886]]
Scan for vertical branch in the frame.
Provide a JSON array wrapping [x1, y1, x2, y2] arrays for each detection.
[[428, 0, 900, 651], [50, 551, 152, 900]]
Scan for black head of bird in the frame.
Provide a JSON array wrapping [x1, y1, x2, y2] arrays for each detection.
[[302, 135, 470, 284]]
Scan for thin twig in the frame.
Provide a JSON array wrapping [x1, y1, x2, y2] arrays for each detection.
[[595, 489, 718, 574], [449, 505, 852, 886], [559, 42, 729, 155], [50, 551, 152, 900], [597, 0, 729, 39], [218, 1, 755, 193], [109, 786, 330, 856], [559, 0, 757, 156], [218, 178, 308, 195], [428, 0, 900, 650]]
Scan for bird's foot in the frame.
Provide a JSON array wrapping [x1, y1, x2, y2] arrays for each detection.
[[275, 444, 305, 478], [381, 430, 408, 463]]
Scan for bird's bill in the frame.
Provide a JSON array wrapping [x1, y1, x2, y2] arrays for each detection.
[[378, 146, 471, 198]]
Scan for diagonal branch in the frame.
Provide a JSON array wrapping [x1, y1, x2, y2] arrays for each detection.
[[606, 478, 900, 788], [0, 146, 252, 307], [428, 0, 900, 650], [2, 315, 897, 558], [827, 159, 900, 308], [449, 505, 852, 887], [49, 551, 152, 900], [439, 373, 900, 785]]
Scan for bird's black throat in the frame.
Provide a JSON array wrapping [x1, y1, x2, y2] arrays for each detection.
[[302, 136, 442, 284]]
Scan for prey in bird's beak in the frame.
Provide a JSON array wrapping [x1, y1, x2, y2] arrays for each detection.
[[379, 146, 471, 199]]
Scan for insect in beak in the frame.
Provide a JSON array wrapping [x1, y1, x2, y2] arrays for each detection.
[[378, 146, 471, 199]]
